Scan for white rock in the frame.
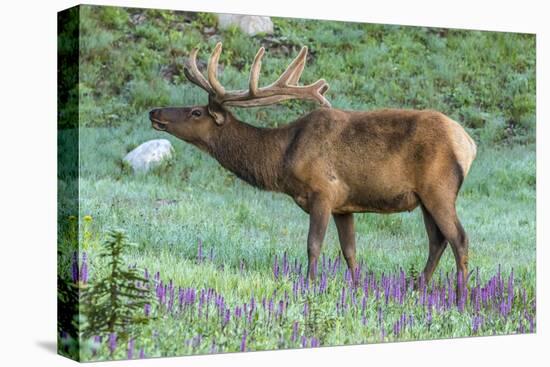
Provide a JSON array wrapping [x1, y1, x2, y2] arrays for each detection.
[[217, 14, 273, 36], [123, 139, 174, 173]]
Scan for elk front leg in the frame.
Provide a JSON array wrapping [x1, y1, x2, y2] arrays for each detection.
[[333, 213, 359, 286], [306, 194, 331, 282]]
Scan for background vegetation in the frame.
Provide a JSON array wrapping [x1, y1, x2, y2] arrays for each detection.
[[58, 5, 535, 361]]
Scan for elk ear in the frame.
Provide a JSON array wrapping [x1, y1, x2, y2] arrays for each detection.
[[207, 97, 227, 125]]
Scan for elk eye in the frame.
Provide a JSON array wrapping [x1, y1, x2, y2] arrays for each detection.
[[191, 109, 202, 117]]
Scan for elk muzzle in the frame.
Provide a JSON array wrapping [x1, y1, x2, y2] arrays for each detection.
[[149, 109, 169, 131]]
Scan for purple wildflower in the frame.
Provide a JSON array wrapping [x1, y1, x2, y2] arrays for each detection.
[[354, 266, 361, 285], [340, 287, 346, 311], [268, 298, 274, 317], [419, 272, 426, 304], [283, 251, 289, 277], [80, 252, 88, 284], [500, 298, 508, 318], [393, 321, 400, 337], [497, 264, 502, 291], [250, 295, 256, 312], [91, 335, 101, 356], [273, 255, 280, 280], [167, 284, 174, 312], [344, 269, 351, 285], [278, 300, 284, 317], [223, 308, 230, 326], [292, 321, 299, 342], [71, 251, 79, 283], [472, 286, 481, 313], [472, 315, 482, 334], [292, 279, 299, 299], [457, 271, 466, 312], [319, 271, 328, 294], [127, 338, 135, 359], [240, 330, 247, 352], [108, 332, 117, 355], [139, 348, 145, 359]]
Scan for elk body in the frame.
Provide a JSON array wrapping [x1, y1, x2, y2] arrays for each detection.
[[149, 43, 477, 288]]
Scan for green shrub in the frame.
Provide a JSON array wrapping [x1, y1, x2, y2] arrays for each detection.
[[82, 229, 151, 339]]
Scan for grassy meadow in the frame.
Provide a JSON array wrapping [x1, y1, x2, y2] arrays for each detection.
[[57, 5, 535, 361]]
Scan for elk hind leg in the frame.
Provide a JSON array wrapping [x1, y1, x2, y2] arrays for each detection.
[[421, 193, 469, 293], [420, 205, 448, 286]]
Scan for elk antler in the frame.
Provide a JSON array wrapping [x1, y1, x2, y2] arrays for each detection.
[[183, 42, 331, 108]]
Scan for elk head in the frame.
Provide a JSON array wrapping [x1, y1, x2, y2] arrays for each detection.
[[149, 42, 331, 146]]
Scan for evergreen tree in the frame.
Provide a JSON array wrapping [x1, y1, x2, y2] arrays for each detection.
[[82, 229, 150, 339]]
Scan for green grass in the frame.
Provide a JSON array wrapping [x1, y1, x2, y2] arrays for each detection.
[[57, 4, 535, 361]]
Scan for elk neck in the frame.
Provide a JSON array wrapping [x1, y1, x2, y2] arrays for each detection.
[[206, 117, 290, 192]]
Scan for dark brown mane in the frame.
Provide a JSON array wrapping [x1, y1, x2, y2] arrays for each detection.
[[208, 114, 289, 191]]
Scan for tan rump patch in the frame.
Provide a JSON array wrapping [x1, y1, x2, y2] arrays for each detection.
[[446, 118, 477, 177]]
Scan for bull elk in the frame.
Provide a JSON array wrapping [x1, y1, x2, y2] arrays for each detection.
[[149, 42, 477, 289]]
